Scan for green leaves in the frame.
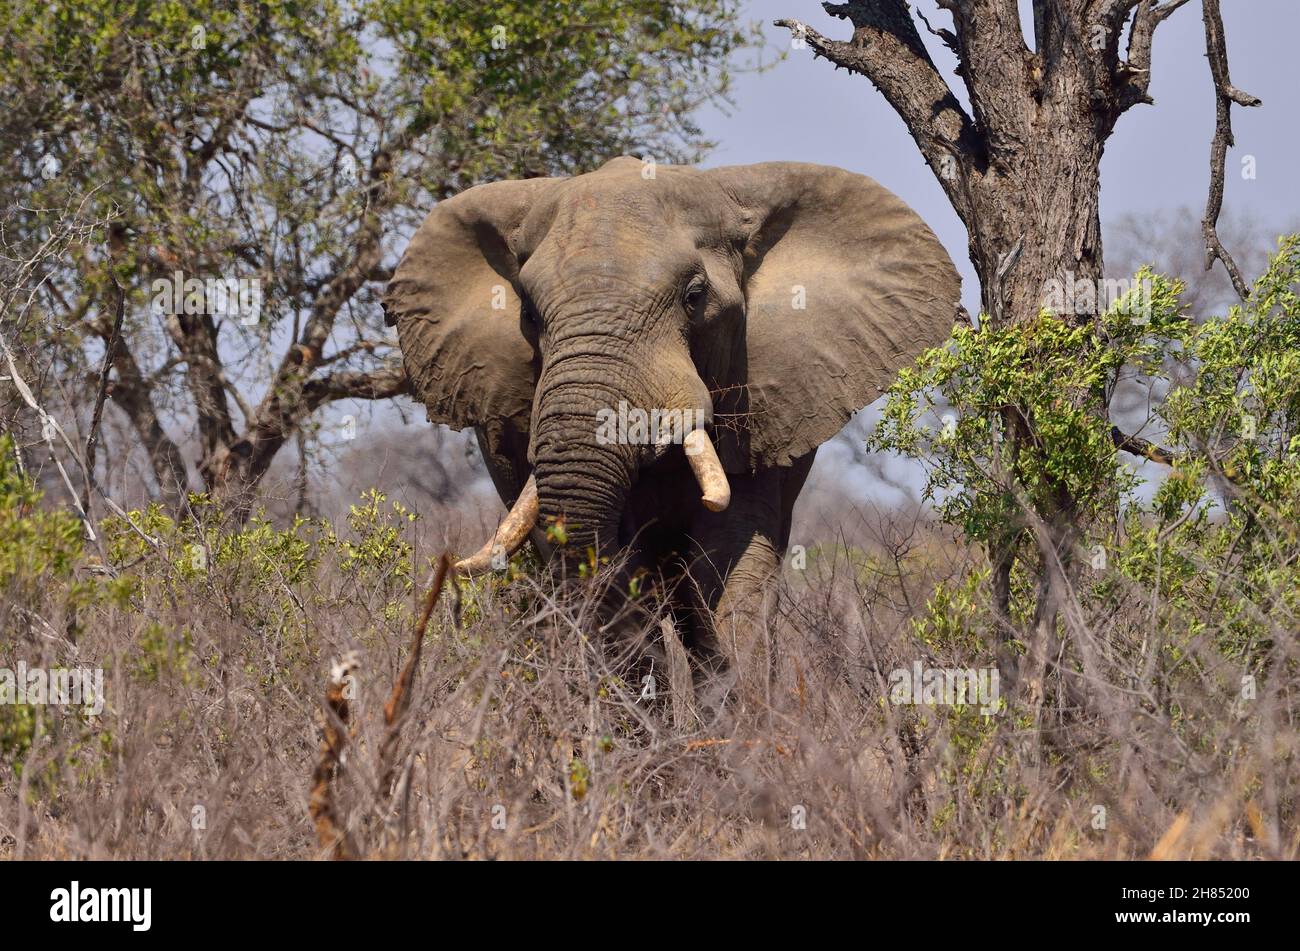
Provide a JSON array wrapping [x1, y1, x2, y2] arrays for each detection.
[[876, 238, 1300, 663], [368, 0, 755, 184], [874, 266, 1198, 544], [1163, 235, 1300, 505], [1, 0, 757, 500], [1129, 236, 1300, 654], [871, 278, 1187, 547], [0, 434, 85, 595]]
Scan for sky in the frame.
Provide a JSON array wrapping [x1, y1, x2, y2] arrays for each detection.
[[699, 0, 1300, 316]]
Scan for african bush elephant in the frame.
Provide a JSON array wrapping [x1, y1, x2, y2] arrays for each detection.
[[384, 157, 960, 707]]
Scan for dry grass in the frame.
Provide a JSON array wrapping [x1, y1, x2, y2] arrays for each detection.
[[1, 496, 1294, 860]]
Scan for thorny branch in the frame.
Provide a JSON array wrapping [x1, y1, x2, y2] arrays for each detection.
[[309, 651, 359, 861], [311, 554, 451, 859], [380, 553, 451, 797]]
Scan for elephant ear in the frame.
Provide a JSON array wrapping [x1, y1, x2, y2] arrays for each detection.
[[706, 162, 961, 469], [383, 178, 558, 448]]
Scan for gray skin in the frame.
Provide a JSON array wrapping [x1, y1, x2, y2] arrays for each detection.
[[384, 158, 961, 706]]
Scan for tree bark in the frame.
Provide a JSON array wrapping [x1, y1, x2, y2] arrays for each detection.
[[776, 0, 1240, 687], [204, 361, 408, 514], [90, 312, 190, 503]]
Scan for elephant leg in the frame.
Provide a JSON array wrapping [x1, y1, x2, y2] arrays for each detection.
[[684, 451, 814, 715], [706, 521, 782, 714]]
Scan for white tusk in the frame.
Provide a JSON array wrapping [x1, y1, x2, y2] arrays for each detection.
[[683, 429, 731, 512], [455, 475, 539, 574]]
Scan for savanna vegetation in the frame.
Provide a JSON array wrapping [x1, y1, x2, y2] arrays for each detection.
[[1, 0, 1295, 860], [2, 243, 1296, 858]]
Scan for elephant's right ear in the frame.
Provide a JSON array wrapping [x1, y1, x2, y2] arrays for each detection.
[[383, 178, 558, 437]]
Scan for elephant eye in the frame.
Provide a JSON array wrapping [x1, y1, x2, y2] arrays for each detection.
[[683, 278, 707, 313]]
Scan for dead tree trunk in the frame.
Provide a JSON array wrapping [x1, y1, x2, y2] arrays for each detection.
[[777, 0, 1257, 686]]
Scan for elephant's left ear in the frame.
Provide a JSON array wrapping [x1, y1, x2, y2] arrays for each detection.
[[704, 162, 961, 468]]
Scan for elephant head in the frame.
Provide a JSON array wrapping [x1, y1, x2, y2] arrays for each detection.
[[384, 159, 960, 568]]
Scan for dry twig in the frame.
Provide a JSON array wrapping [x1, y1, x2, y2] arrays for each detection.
[[309, 651, 360, 860]]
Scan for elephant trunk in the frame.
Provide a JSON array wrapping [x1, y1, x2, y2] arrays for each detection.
[[533, 442, 632, 565], [531, 372, 639, 563], [529, 334, 729, 568]]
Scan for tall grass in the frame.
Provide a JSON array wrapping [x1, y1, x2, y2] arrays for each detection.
[[2, 464, 1292, 859]]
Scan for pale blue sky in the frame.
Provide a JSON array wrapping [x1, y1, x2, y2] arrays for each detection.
[[698, 0, 1300, 315]]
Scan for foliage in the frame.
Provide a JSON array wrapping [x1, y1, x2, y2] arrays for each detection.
[[871, 268, 1188, 551], [0, 0, 760, 496], [1116, 236, 1300, 658], [0, 434, 84, 599], [0, 440, 446, 797], [0, 434, 105, 779], [874, 241, 1300, 821], [0, 422, 1294, 855]]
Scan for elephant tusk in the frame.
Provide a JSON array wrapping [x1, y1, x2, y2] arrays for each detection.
[[455, 475, 539, 574], [683, 429, 731, 512]]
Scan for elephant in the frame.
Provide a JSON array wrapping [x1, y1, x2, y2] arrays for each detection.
[[383, 157, 960, 710]]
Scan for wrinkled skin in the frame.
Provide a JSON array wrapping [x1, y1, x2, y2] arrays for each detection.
[[384, 158, 960, 709]]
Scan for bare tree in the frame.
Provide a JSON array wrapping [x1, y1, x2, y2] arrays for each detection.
[[776, 0, 1259, 652]]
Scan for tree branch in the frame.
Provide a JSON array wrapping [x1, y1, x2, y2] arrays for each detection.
[[88, 310, 190, 501], [309, 651, 358, 860], [1115, 0, 1193, 112], [1, 332, 96, 541], [303, 362, 409, 413], [935, 1, 1031, 163], [774, 2, 981, 217], [1200, 0, 1261, 301], [210, 142, 403, 494], [1110, 425, 1175, 466], [84, 275, 126, 511]]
